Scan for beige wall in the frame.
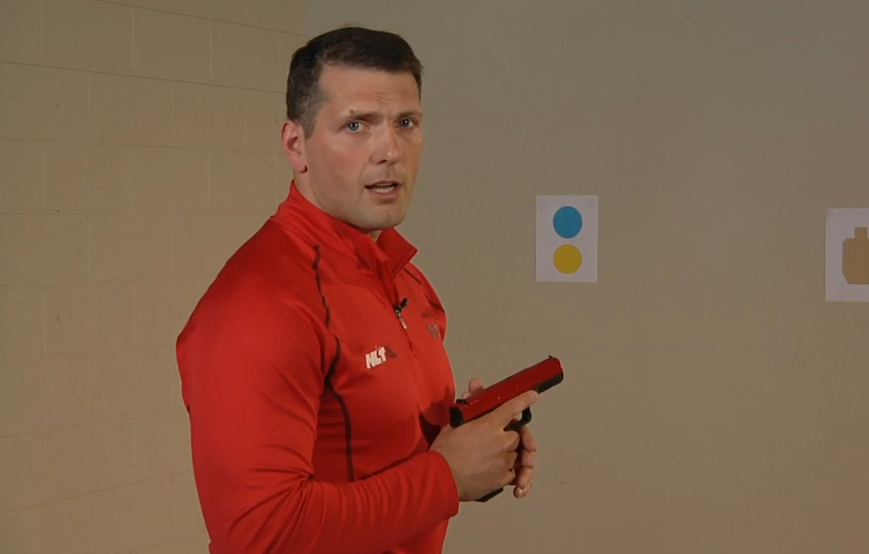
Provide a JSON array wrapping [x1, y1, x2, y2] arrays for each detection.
[[2, 0, 868, 552], [304, 2, 869, 553], [0, 1, 303, 552]]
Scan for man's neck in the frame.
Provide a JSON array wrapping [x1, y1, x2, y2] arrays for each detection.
[[289, 177, 384, 242]]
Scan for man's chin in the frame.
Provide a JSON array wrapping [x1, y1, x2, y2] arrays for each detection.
[[361, 211, 407, 234]]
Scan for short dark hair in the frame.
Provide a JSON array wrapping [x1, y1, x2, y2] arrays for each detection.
[[285, 26, 424, 136]]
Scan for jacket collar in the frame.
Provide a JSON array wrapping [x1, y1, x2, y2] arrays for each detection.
[[273, 182, 418, 278]]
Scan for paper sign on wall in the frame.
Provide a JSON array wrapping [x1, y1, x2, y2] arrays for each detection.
[[536, 195, 598, 282], [826, 208, 869, 302]]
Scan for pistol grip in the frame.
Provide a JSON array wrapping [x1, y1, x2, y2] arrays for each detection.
[[505, 407, 532, 431], [475, 487, 504, 502]]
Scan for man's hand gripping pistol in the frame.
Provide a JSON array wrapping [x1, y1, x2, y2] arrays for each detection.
[[447, 356, 564, 502]]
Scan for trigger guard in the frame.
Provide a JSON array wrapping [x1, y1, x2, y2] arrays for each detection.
[[506, 407, 532, 431]]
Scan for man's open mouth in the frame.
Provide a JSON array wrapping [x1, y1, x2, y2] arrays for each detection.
[[366, 181, 400, 193]]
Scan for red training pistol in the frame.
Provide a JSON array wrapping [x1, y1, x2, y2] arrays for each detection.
[[447, 356, 564, 502]]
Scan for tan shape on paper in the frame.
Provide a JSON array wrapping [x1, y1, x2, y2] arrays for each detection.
[[843, 226, 869, 285]]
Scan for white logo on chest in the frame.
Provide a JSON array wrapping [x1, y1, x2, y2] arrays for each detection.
[[365, 346, 388, 369]]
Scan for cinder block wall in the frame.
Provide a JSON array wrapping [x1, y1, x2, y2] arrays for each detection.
[[0, 1, 304, 552]]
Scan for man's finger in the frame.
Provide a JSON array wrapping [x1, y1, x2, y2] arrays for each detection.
[[461, 377, 485, 399], [517, 468, 532, 490], [514, 475, 533, 498], [502, 429, 521, 452], [492, 390, 538, 425], [521, 446, 536, 469], [519, 425, 538, 452], [513, 464, 533, 493]]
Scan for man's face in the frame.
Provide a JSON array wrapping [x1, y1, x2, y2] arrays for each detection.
[[282, 64, 424, 239]]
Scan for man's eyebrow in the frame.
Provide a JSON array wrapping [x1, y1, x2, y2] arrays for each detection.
[[342, 108, 423, 119], [345, 109, 378, 119]]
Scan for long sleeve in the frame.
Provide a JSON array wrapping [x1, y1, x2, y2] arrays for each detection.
[[176, 277, 460, 554]]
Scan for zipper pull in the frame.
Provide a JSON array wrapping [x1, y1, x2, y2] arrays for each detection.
[[394, 298, 409, 330]]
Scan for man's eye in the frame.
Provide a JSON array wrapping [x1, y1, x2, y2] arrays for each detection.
[[347, 121, 361, 131], [399, 118, 414, 127]]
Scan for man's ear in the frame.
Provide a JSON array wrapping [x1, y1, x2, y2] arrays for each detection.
[[281, 119, 308, 173]]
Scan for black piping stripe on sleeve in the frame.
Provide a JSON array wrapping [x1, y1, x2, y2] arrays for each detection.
[[312, 244, 355, 482]]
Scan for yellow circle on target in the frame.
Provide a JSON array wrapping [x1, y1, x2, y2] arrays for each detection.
[[553, 244, 583, 274]]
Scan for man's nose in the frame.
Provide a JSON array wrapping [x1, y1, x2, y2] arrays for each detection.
[[372, 126, 401, 164]]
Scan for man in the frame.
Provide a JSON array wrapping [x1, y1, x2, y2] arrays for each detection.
[[176, 26, 539, 554]]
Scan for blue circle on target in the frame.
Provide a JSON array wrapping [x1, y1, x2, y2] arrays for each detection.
[[553, 206, 583, 238]]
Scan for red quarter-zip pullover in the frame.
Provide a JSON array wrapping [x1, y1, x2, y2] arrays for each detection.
[[176, 184, 461, 554]]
